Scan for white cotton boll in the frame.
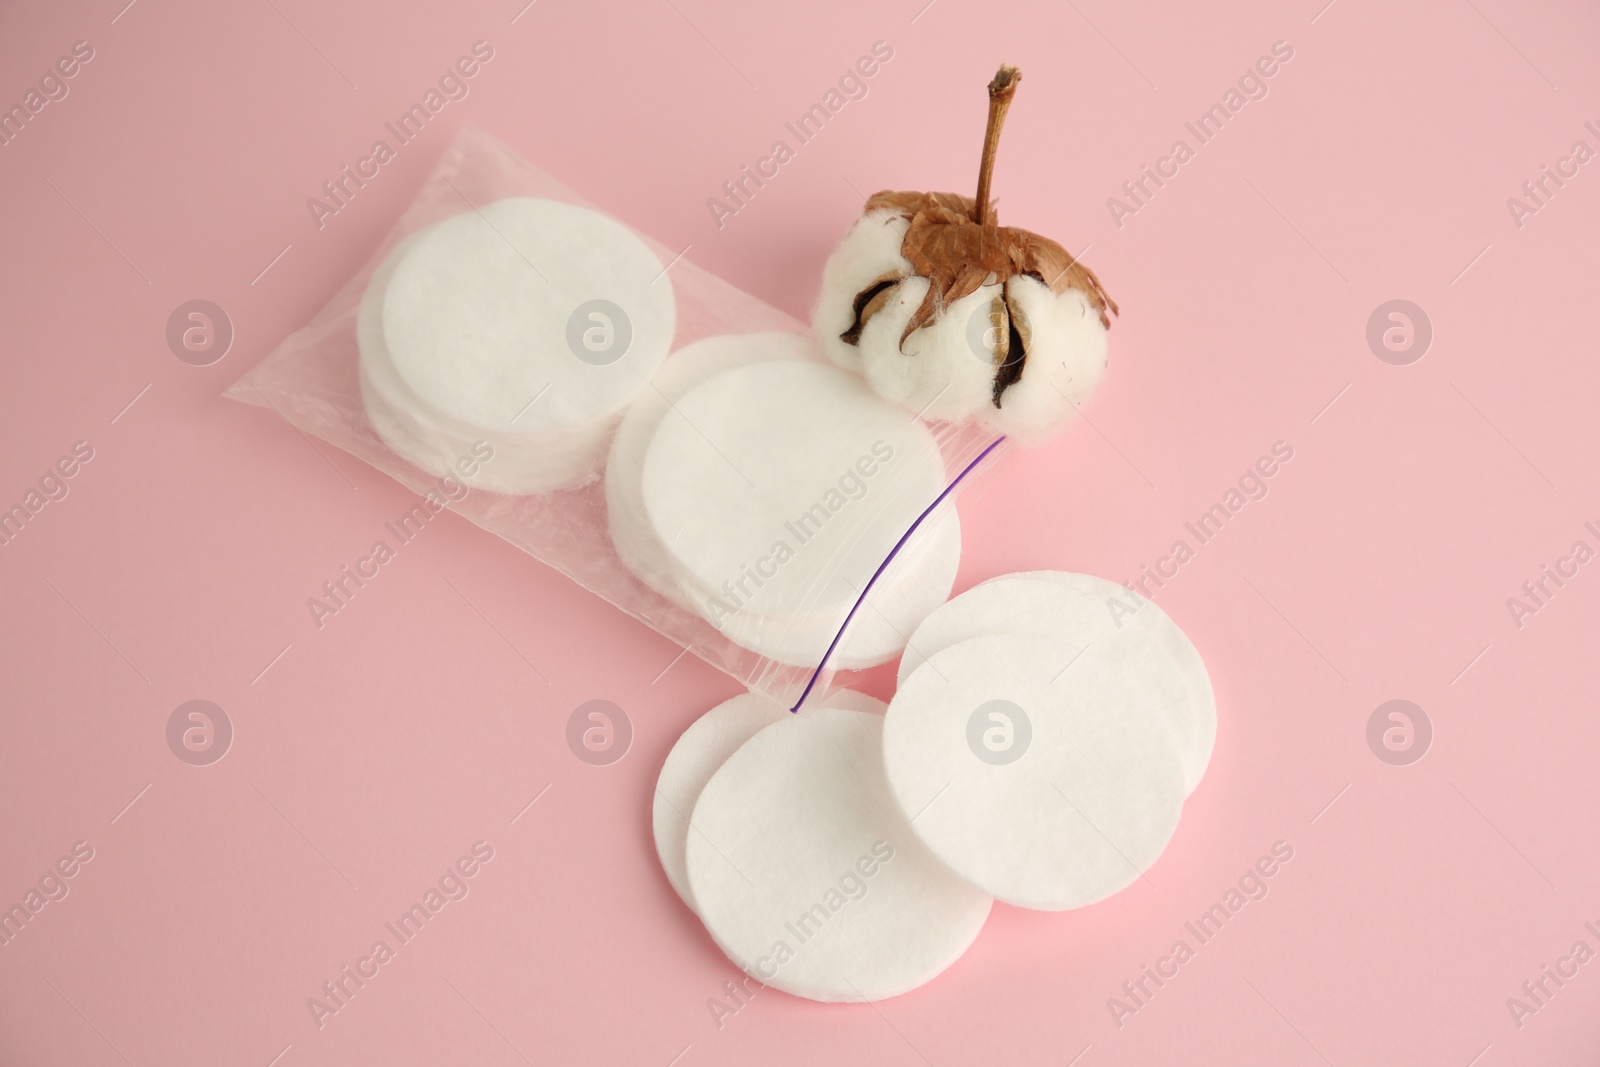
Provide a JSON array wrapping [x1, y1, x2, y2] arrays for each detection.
[[812, 209, 911, 374], [980, 274, 1109, 443], [857, 277, 1000, 424], [814, 199, 1113, 439]]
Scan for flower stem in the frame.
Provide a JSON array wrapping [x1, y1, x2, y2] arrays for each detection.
[[973, 65, 1021, 227]]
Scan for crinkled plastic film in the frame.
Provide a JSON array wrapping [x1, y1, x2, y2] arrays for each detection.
[[227, 126, 1005, 705]]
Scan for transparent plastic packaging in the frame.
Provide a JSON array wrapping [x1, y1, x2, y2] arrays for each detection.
[[228, 126, 1004, 705]]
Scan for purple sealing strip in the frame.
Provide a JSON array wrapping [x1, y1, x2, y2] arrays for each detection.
[[789, 435, 1008, 713]]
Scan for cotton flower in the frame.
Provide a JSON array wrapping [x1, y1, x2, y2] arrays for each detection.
[[813, 66, 1117, 442]]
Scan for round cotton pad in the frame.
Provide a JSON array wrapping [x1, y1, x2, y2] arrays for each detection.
[[652, 688, 887, 912], [606, 334, 811, 605], [608, 341, 959, 666], [884, 635, 1186, 911], [707, 501, 960, 670], [382, 197, 675, 434], [686, 708, 992, 1002], [641, 360, 951, 657], [652, 691, 789, 911], [898, 571, 1215, 794], [813, 689, 887, 716], [358, 221, 637, 494]]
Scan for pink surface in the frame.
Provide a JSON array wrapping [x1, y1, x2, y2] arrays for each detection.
[[1, 0, 1597, 1064]]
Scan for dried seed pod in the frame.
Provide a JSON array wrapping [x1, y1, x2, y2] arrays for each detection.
[[813, 66, 1117, 442]]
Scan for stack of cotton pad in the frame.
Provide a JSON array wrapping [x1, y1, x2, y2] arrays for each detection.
[[358, 197, 676, 495], [884, 571, 1213, 910], [655, 690, 991, 1002], [896, 571, 1215, 795], [608, 345, 960, 669], [651, 688, 887, 911], [607, 333, 806, 608], [653, 572, 1214, 1003]]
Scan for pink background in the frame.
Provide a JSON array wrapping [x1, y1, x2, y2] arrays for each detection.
[[2, 0, 1598, 1063]]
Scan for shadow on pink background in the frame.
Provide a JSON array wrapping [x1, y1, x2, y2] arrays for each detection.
[[2, 0, 1598, 1064]]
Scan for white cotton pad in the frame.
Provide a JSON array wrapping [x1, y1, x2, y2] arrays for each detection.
[[607, 338, 960, 666], [357, 198, 674, 494], [651, 688, 888, 912], [652, 691, 790, 911], [898, 571, 1215, 795], [359, 222, 650, 492], [884, 634, 1186, 911], [686, 707, 992, 1002], [383, 197, 674, 433], [358, 232, 614, 494], [706, 501, 960, 670], [641, 360, 953, 666], [812, 689, 887, 715], [606, 333, 812, 605]]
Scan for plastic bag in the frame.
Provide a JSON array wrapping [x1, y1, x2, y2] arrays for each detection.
[[227, 126, 1004, 706]]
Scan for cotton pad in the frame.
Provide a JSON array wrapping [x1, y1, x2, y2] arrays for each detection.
[[358, 233, 627, 494], [884, 634, 1186, 911], [814, 690, 888, 716], [898, 571, 1215, 794], [361, 322, 614, 496], [608, 341, 960, 667], [652, 688, 887, 912], [641, 359, 954, 666], [652, 690, 789, 911], [383, 197, 674, 433], [358, 198, 674, 494], [606, 333, 811, 606], [686, 707, 992, 1002], [706, 501, 960, 670]]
